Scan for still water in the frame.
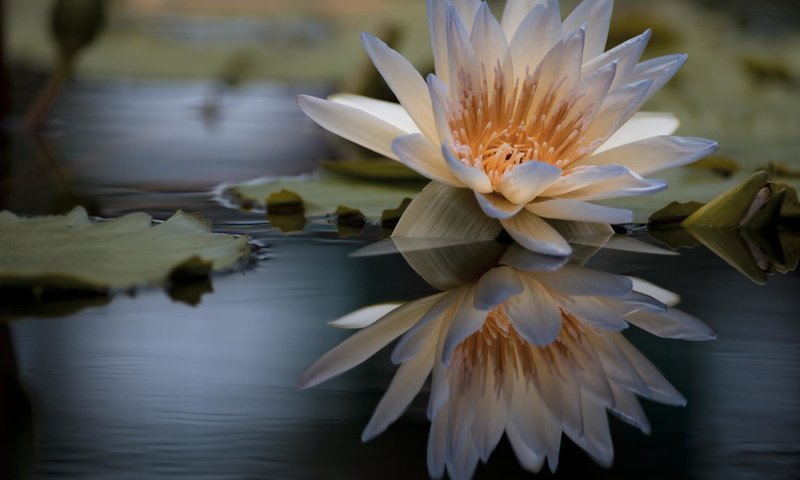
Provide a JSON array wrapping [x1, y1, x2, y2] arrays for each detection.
[[1, 81, 799, 479]]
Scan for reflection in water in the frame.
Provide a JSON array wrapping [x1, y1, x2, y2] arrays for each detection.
[[0, 324, 35, 480], [300, 242, 716, 479]]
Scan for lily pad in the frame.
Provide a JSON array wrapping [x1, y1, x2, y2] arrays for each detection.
[[223, 172, 421, 224], [0, 207, 250, 292]]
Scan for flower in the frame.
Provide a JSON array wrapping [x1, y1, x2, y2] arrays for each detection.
[[298, 0, 717, 256], [298, 245, 716, 479]]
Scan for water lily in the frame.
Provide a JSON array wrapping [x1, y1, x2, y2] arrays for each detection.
[[298, 0, 717, 255], [298, 245, 715, 479]]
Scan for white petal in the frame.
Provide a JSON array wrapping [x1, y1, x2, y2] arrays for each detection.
[[393, 288, 464, 363], [548, 165, 666, 201], [360, 33, 438, 141], [392, 134, 463, 187], [428, 0, 451, 86], [475, 192, 524, 219], [595, 111, 680, 154], [441, 294, 488, 363], [556, 296, 628, 331], [613, 335, 687, 406], [543, 164, 641, 196], [562, 0, 613, 60], [471, 2, 511, 82], [628, 54, 688, 105], [505, 276, 563, 346], [501, 0, 548, 39], [535, 265, 633, 297], [526, 198, 633, 224], [499, 243, 569, 271], [445, 3, 481, 88], [497, 160, 563, 205], [580, 79, 653, 151], [329, 93, 419, 134], [584, 135, 719, 176], [608, 382, 651, 434], [450, 0, 482, 32], [442, 144, 493, 193], [630, 277, 680, 306], [509, 381, 562, 468], [362, 335, 436, 441], [626, 308, 717, 341], [427, 402, 449, 478], [473, 266, 525, 310], [426, 74, 454, 143], [500, 210, 572, 256], [297, 95, 406, 160], [582, 30, 651, 83], [529, 26, 586, 110], [571, 393, 614, 467], [328, 303, 402, 329], [297, 294, 440, 389], [506, 423, 547, 473], [508, 0, 561, 72]]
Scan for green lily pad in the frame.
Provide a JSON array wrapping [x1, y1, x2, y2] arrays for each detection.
[[224, 172, 421, 224], [0, 207, 250, 292]]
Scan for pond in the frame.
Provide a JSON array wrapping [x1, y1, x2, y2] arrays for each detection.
[[1, 80, 799, 480]]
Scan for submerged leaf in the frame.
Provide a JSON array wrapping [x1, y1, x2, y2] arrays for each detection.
[[0, 207, 250, 292]]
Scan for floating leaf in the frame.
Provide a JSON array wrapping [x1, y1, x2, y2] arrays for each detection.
[[266, 189, 305, 215], [224, 172, 419, 224], [686, 155, 740, 178], [0, 207, 250, 292]]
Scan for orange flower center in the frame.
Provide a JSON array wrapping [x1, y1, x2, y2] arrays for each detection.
[[446, 66, 596, 187]]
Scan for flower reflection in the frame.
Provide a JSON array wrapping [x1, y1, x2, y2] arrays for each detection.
[[298, 0, 717, 255], [299, 244, 715, 479]]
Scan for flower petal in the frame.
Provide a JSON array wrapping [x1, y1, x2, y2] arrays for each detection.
[[499, 243, 570, 271], [562, 0, 613, 60], [501, 0, 548, 39], [508, 0, 561, 73], [585, 135, 719, 176], [505, 276, 563, 346], [297, 294, 441, 389], [613, 335, 687, 405], [582, 30, 651, 82], [442, 144, 493, 193], [544, 164, 666, 201], [473, 266, 525, 310], [526, 198, 633, 224], [297, 95, 409, 160], [535, 265, 633, 297], [497, 160, 563, 205], [580, 79, 653, 150], [360, 33, 438, 141], [328, 303, 402, 329], [445, 2, 481, 88], [392, 134, 463, 187], [628, 54, 688, 105], [475, 192, 524, 219], [329, 93, 419, 133], [500, 210, 572, 256], [595, 111, 680, 154], [362, 333, 436, 441], [471, 2, 512, 86], [441, 291, 489, 363], [625, 308, 717, 341]]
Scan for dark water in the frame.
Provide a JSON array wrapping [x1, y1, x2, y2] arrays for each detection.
[[1, 81, 799, 479]]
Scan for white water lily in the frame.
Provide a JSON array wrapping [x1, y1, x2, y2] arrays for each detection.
[[298, 0, 717, 255], [298, 246, 715, 479]]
